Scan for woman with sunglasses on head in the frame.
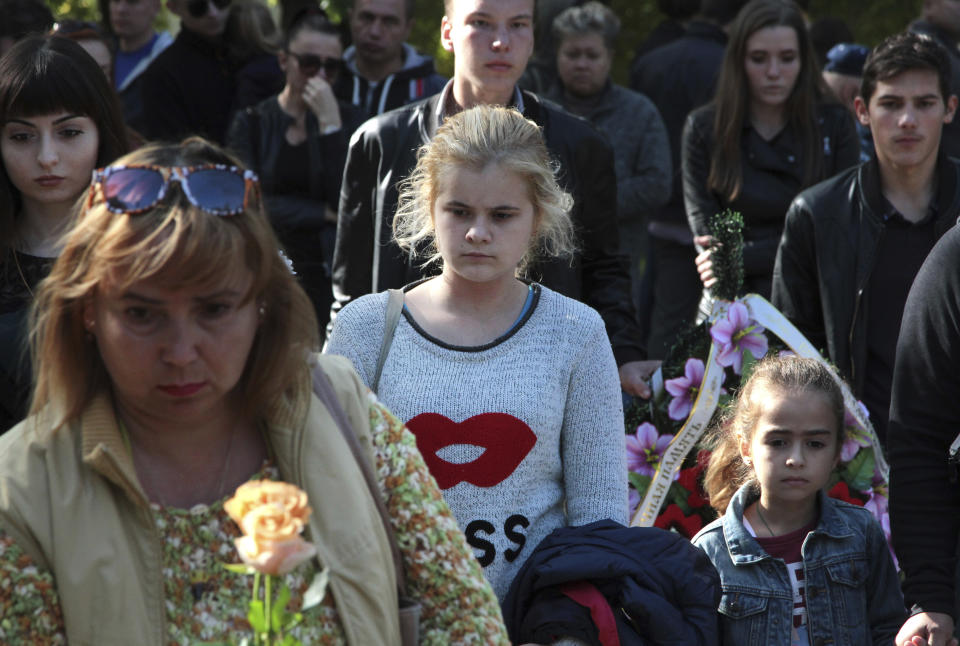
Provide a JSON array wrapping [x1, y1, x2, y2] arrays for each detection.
[[682, 0, 859, 305], [228, 11, 363, 330], [0, 35, 129, 433], [0, 136, 510, 643], [326, 105, 628, 602]]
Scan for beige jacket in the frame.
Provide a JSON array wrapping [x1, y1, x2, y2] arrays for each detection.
[[0, 355, 400, 645]]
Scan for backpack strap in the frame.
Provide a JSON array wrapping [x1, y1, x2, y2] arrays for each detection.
[[372, 289, 404, 393]]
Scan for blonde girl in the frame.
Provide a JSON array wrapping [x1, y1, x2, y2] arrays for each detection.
[[326, 104, 627, 601], [693, 356, 904, 645]]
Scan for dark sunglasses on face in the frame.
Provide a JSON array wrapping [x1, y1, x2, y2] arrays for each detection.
[[187, 0, 231, 18], [89, 164, 259, 217], [288, 52, 342, 78]]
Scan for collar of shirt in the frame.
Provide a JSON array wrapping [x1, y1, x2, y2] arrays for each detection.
[[434, 79, 525, 125]]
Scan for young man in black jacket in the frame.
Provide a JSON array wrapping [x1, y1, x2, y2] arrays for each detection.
[[771, 32, 959, 445], [332, 0, 656, 397]]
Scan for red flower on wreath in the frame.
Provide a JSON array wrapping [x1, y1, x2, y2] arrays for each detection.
[[675, 450, 713, 510], [828, 481, 865, 506], [655, 504, 704, 539]]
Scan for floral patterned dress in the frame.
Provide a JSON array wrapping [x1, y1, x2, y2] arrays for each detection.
[[0, 397, 509, 644]]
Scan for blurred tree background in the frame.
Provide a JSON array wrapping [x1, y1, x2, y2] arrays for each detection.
[[54, 0, 921, 85]]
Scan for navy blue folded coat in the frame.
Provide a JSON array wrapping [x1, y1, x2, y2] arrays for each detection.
[[502, 519, 721, 646]]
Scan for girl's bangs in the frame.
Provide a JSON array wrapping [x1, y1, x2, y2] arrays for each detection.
[[3, 57, 94, 120]]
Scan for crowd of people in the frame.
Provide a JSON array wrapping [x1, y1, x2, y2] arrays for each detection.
[[1, 0, 960, 644]]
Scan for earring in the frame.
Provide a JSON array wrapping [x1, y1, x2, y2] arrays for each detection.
[[258, 304, 266, 318]]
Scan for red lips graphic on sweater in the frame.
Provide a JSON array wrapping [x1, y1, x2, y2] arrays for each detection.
[[405, 412, 537, 489]]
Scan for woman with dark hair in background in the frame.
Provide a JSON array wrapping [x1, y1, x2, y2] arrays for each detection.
[[682, 0, 858, 302], [0, 35, 129, 433], [228, 11, 362, 331]]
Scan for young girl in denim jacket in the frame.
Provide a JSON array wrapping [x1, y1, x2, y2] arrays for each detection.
[[692, 356, 905, 646]]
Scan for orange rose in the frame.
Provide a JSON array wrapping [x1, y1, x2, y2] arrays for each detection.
[[225, 481, 311, 527], [225, 481, 317, 576], [234, 531, 317, 576]]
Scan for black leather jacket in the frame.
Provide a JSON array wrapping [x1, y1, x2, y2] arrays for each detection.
[[227, 95, 364, 235], [332, 86, 645, 364], [683, 102, 860, 296], [772, 155, 960, 395]]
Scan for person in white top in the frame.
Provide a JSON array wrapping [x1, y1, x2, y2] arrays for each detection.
[[326, 104, 627, 601]]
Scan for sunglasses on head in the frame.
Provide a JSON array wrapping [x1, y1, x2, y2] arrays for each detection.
[[288, 52, 342, 77], [187, 0, 230, 18], [89, 164, 260, 217]]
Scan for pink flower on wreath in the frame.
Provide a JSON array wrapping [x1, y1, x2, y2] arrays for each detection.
[[626, 422, 675, 479], [710, 302, 768, 374], [665, 358, 706, 421], [864, 486, 898, 569], [841, 405, 872, 462], [628, 488, 642, 518]]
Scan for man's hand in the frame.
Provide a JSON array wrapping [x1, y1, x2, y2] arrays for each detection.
[[619, 360, 661, 399], [303, 76, 342, 131], [693, 235, 717, 289], [897, 612, 958, 646]]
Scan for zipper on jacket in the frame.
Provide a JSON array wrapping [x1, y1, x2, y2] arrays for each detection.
[[848, 231, 882, 387]]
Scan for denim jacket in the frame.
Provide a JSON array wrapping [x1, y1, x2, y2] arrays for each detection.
[[692, 484, 905, 646]]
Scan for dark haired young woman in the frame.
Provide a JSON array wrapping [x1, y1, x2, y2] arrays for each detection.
[[0, 35, 129, 432], [682, 0, 859, 302], [228, 12, 363, 331]]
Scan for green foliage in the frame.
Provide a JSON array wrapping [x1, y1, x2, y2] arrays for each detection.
[[247, 599, 267, 634], [628, 471, 651, 493], [663, 321, 712, 379], [708, 209, 744, 302], [842, 448, 876, 492]]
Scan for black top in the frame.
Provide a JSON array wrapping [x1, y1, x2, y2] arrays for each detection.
[[273, 138, 310, 197], [863, 194, 939, 445], [889, 222, 960, 617], [136, 27, 237, 144], [630, 20, 727, 235], [0, 251, 53, 434], [0, 251, 50, 314]]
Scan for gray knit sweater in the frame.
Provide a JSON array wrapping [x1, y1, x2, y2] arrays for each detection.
[[325, 284, 627, 600]]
